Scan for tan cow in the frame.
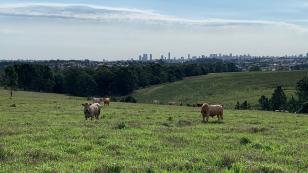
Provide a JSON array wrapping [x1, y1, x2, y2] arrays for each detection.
[[82, 103, 101, 120], [201, 103, 224, 122]]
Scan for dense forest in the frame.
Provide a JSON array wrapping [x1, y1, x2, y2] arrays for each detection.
[[0, 61, 239, 97]]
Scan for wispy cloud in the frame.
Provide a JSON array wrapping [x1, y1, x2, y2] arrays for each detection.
[[0, 3, 306, 31]]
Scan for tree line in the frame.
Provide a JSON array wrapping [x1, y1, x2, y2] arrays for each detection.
[[235, 77, 308, 114], [0, 62, 239, 97]]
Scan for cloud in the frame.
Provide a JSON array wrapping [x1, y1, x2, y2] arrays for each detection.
[[0, 2, 306, 31]]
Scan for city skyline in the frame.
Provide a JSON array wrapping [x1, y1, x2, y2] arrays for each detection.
[[1, 0, 308, 60]]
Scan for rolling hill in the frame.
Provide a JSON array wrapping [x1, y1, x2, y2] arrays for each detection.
[[132, 70, 308, 108], [0, 89, 307, 172]]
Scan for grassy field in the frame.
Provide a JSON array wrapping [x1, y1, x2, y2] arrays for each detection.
[[132, 70, 308, 108], [0, 89, 308, 172]]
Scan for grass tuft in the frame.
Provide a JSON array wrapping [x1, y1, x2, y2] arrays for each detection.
[[93, 163, 122, 173], [216, 154, 236, 169]]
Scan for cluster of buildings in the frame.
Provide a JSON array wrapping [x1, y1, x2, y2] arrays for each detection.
[[135, 52, 308, 72], [2, 52, 308, 72]]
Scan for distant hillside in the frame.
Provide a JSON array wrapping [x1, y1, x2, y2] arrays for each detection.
[[132, 70, 308, 108]]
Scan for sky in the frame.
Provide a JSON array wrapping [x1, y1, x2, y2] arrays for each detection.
[[0, 0, 308, 60]]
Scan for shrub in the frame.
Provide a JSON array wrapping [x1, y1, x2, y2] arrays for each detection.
[[116, 122, 126, 129], [240, 137, 251, 145], [235, 101, 251, 110]]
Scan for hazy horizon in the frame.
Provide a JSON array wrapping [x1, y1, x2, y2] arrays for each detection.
[[1, 0, 308, 60]]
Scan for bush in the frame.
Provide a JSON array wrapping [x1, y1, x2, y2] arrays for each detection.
[[240, 137, 251, 145], [235, 101, 251, 110], [116, 122, 126, 129]]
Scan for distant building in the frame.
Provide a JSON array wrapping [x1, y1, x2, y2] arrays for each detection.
[[210, 54, 218, 58], [142, 54, 148, 61], [306, 53, 308, 58], [168, 52, 171, 60], [149, 54, 153, 61]]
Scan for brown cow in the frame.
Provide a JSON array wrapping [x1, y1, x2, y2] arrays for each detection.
[[103, 98, 110, 106], [201, 103, 224, 123]]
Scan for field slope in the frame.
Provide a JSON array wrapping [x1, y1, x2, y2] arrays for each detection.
[[0, 90, 308, 172], [133, 70, 308, 108]]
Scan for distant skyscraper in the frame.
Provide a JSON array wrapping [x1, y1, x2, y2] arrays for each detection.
[[168, 52, 171, 60], [161, 55, 164, 59], [139, 55, 142, 61], [306, 53, 308, 58], [149, 54, 153, 61], [188, 54, 191, 59]]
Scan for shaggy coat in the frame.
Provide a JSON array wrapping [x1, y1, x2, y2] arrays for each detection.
[[82, 103, 101, 120], [201, 103, 224, 122]]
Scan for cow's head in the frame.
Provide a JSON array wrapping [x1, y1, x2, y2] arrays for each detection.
[[202, 103, 210, 111], [82, 103, 92, 116]]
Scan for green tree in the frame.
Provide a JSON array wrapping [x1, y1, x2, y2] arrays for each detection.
[[4, 66, 18, 98], [296, 77, 308, 103], [258, 95, 271, 111], [53, 73, 64, 93], [287, 96, 301, 113], [113, 68, 136, 95], [240, 101, 251, 110], [271, 86, 287, 111], [95, 66, 114, 96]]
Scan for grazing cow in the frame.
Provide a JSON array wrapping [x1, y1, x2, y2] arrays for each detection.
[[82, 103, 101, 120], [201, 103, 224, 123], [103, 97, 110, 106], [168, 102, 177, 105], [153, 100, 160, 104]]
